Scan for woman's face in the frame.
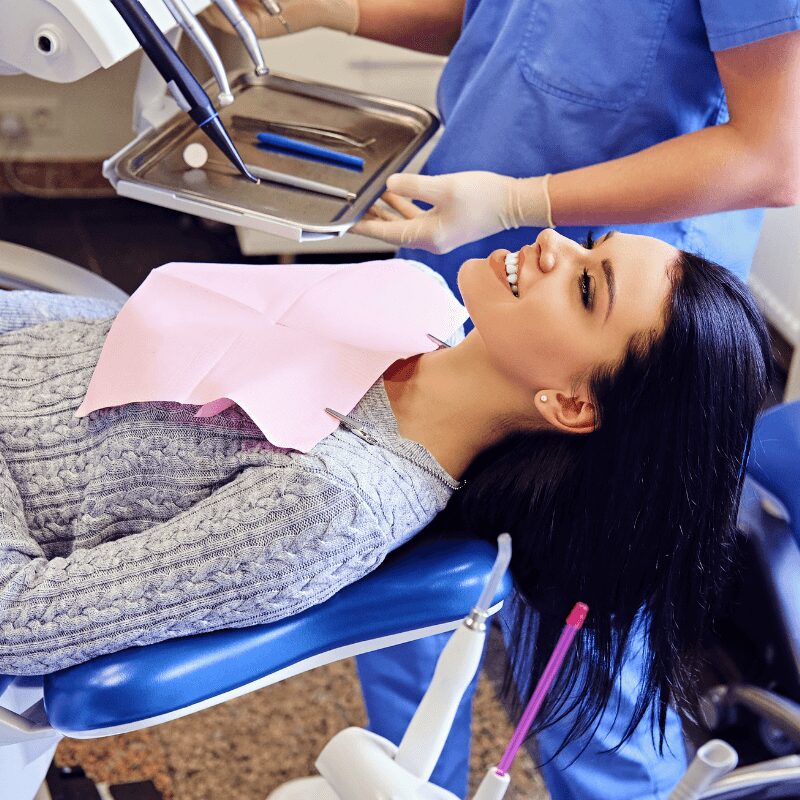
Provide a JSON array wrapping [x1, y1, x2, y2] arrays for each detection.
[[458, 229, 679, 393]]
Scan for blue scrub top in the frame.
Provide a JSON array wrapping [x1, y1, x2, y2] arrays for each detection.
[[399, 0, 800, 300]]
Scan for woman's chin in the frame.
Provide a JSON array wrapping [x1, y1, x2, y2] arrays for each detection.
[[457, 255, 491, 298], [456, 259, 482, 319]]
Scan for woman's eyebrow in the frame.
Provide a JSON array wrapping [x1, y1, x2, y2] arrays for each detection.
[[600, 230, 616, 244], [602, 258, 616, 322]]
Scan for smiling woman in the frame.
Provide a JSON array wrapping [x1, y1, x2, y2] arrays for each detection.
[[422, 232, 772, 751], [0, 237, 771, 759]]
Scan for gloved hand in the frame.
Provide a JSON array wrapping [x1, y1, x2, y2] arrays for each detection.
[[351, 171, 554, 254], [202, 0, 359, 38]]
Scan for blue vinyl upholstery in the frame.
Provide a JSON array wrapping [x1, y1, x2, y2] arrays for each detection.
[[746, 400, 800, 539], [41, 536, 511, 735]]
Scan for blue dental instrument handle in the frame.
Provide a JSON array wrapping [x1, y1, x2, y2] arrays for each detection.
[[256, 132, 365, 170], [108, 0, 257, 183]]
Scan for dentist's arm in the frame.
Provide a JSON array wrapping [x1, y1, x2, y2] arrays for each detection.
[[354, 29, 800, 252], [547, 29, 800, 225], [203, 0, 464, 55]]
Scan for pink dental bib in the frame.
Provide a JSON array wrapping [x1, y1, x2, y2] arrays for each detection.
[[76, 259, 468, 452]]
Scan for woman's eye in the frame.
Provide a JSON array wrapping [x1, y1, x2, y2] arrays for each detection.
[[583, 231, 595, 250], [579, 268, 595, 310]]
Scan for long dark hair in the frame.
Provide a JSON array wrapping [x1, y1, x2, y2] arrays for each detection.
[[446, 251, 772, 751]]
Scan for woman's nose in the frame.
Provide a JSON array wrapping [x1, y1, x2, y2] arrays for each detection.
[[535, 228, 571, 273]]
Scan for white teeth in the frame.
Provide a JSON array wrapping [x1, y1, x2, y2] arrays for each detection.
[[504, 252, 520, 296]]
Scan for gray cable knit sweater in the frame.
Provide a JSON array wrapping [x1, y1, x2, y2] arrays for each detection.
[[0, 292, 460, 676]]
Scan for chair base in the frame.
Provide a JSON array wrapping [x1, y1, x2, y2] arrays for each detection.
[[0, 680, 62, 800]]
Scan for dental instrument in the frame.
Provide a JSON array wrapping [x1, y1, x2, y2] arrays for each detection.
[[668, 740, 739, 800], [308, 548, 589, 800], [108, 0, 257, 183], [162, 0, 235, 106], [257, 131, 366, 170], [232, 115, 377, 149], [426, 333, 451, 349], [395, 534, 514, 778], [2, 3, 439, 240], [325, 408, 378, 444], [245, 163, 357, 200], [302, 534, 513, 800], [211, 0, 270, 76], [260, 0, 292, 33], [495, 602, 588, 776]]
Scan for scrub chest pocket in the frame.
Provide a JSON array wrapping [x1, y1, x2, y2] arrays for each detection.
[[517, 0, 674, 112]]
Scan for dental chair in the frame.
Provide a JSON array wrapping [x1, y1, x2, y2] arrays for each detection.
[[692, 398, 800, 799], [0, 250, 511, 799], [1, 254, 800, 800], [0, 532, 511, 800]]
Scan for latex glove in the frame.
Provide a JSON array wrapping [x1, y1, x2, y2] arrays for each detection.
[[351, 171, 554, 254], [202, 0, 359, 38]]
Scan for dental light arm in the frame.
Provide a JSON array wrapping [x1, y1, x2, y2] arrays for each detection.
[[0, 0, 213, 83]]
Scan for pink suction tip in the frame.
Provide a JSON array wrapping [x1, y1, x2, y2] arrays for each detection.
[[566, 602, 589, 628]]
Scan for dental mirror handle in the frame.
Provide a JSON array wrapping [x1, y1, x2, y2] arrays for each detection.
[[109, 0, 256, 182], [162, 0, 234, 106], [212, 0, 269, 76]]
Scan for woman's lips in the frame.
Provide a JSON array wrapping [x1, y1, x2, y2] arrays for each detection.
[[488, 248, 526, 294]]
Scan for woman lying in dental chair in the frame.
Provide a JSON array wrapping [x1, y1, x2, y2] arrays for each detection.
[[0, 229, 770, 753]]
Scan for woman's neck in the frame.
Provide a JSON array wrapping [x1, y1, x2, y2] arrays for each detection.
[[383, 331, 544, 479]]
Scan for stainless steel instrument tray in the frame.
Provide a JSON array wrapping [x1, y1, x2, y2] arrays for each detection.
[[104, 71, 439, 241]]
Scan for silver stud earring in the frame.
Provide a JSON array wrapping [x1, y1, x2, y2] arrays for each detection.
[[540, 394, 548, 403]]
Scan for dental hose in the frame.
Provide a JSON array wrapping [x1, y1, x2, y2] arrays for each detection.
[[393, 534, 512, 780], [475, 533, 512, 616], [667, 740, 738, 800]]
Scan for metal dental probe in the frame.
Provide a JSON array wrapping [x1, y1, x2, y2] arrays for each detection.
[[162, 0, 234, 106], [211, 0, 270, 76]]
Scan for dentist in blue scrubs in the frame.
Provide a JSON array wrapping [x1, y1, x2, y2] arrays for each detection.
[[210, 0, 800, 797]]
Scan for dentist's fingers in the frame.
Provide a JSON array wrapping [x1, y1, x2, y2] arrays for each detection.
[[351, 215, 435, 249], [202, 0, 359, 39], [202, 2, 283, 39], [379, 190, 424, 219], [385, 172, 450, 205], [369, 200, 402, 222], [356, 198, 402, 224]]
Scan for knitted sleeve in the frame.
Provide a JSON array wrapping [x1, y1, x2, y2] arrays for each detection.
[[0, 452, 389, 676], [0, 290, 122, 335]]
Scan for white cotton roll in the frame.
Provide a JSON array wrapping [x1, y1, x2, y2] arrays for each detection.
[[183, 142, 209, 169]]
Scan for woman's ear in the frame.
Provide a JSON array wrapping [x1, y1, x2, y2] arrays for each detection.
[[535, 390, 596, 434]]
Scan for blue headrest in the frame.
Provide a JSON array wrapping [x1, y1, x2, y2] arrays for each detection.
[[746, 400, 800, 536]]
